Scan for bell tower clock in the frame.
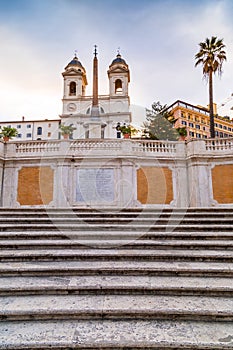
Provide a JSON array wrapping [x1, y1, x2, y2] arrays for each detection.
[[62, 53, 88, 115]]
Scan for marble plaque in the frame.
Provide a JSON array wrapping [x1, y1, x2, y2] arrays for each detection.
[[76, 168, 114, 203]]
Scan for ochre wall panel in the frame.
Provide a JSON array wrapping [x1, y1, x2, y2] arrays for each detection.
[[17, 166, 54, 205], [137, 167, 173, 204], [212, 165, 233, 204]]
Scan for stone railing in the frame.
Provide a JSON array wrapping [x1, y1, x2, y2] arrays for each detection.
[[2, 138, 233, 160], [205, 138, 233, 151], [3, 139, 180, 159], [70, 140, 122, 152], [15, 141, 60, 154], [132, 140, 177, 154]]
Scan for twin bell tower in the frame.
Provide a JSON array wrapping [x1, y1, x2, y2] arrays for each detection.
[[61, 47, 131, 139]]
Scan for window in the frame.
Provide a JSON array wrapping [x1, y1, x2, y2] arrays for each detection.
[[196, 133, 201, 138], [115, 79, 123, 93], [219, 124, 223, 129], [48, 123, 51, 128], [189, 122, 194, 128], [37, 127, 42, 135], [26, 133, 32, 138], [189, 131, 195, 137], [7, 125, 11, 128], [48, 132, 51, 137], [223, 126, 227, 130], [69, 81, 76, 95], [27, 124, 31, 128], [182, 121, 187, 125], [228, 127, 232, 131], [196, 124, 200, 129], [17, 125, 21, 129], [203, 127, 206, 131], [17, 134, 22, 138], [215, 131, 219, 136]]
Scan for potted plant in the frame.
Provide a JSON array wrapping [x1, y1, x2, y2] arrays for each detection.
[[59, 123, 76, 139], [0, 126, 18, 142], [119, 124, 138, 138], [176, 127, 187, 141]]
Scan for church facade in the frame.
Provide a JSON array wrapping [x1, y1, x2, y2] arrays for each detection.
[[61, 49, 131, 139], [0, 50, 131, 141]]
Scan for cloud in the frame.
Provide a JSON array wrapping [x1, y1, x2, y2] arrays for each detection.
[[0, 0, 232, 121]]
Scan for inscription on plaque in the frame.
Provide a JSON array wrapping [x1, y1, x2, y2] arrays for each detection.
[[76, 168, 114, 203]]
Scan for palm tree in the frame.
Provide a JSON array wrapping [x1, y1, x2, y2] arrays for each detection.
[[195, 36, 226, 138]]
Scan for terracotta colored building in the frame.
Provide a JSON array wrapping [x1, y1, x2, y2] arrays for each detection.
[[167, 100, 233, 139]]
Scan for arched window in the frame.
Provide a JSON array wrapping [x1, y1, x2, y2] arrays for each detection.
[[115, 79, 122, 94], [69, 81, 76, 95], [37, 127, 42, 135]]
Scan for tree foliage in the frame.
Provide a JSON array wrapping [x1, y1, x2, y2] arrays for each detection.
[[143, 101, 180, 141], [195, 36, 227, 138]]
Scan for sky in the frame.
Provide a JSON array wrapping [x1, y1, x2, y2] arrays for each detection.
[[0, 0, 233, 124]]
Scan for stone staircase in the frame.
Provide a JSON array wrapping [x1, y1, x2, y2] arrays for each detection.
[[0, 207, 232, 349]]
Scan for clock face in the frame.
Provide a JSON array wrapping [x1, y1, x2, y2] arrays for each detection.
[[67, 103, 76, 112]]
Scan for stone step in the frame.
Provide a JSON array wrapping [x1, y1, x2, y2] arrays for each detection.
[[0, 223, 233, 231], [1, 295, 233, 322], [0, 217, 233, 223], [1, 260, 232, 277], [0, 248, 233, 263], [0, 239, 233, 250], [0, 207, 233, 213], [1, 275, 233, 297], [0, 230, 233, 240], [0, 320, 232, 349], [0, 208, 232, 350]]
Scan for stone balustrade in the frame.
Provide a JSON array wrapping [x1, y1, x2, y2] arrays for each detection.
[[1, 139, 182, 159], [0, 137, 232, 208], [205, 138, 233, 152], [0, 137, 233, 159]]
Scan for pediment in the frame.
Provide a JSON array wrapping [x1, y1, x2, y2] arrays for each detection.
[[62, 69, 83, 76]]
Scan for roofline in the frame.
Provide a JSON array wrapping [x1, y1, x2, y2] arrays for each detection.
[[165, 100, 209, 113], [0, 119, 61, 124]]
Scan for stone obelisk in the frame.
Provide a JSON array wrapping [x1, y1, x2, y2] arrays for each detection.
[[85, 45, 106, 138]]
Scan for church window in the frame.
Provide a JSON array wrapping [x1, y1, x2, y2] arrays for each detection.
[[115, 79, 123, 93], [37, 127, 42, 135], [69, 81, 76, 96]]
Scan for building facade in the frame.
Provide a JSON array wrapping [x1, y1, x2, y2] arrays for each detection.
[[168, 100, 233, 139], [0, 50, 131, 141], [0, 119, 60, 141], [60, 51, 131, 139]]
